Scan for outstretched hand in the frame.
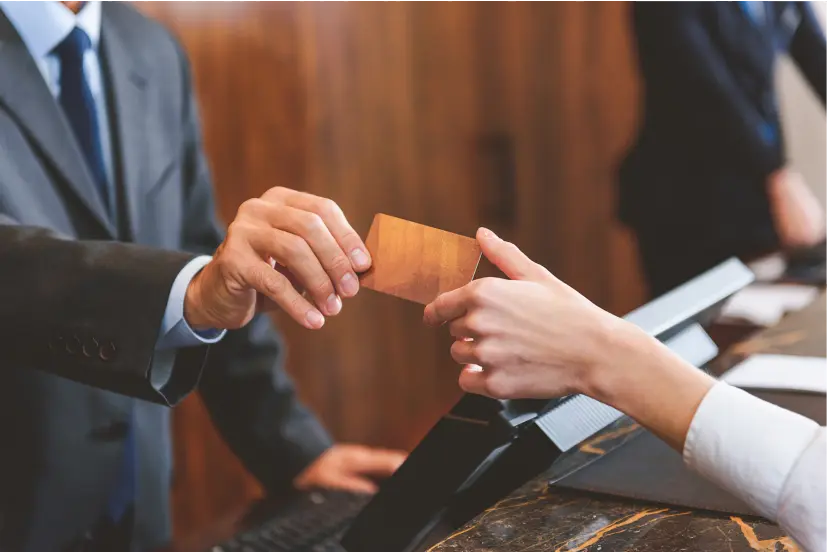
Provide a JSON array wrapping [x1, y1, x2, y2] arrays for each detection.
[[185, 187, 371, 331], [423, 228, 623, 400]]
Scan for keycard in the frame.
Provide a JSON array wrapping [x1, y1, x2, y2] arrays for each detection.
[[360, 214, 482, 304]]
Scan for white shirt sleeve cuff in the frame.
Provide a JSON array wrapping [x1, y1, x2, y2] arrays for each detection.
[[777, 429, 826, 552], [683, 381, 820, 520], [156, 255, 227, 350]]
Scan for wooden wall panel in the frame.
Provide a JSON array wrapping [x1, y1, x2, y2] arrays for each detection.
[[138, 1, 646, 543]]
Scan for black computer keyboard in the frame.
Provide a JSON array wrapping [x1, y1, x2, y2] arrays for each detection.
[[212, 490, 371, 552]]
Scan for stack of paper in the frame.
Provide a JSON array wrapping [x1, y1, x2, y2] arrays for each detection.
[[719, 284, 819, 327], [722, 354, 826, 394]]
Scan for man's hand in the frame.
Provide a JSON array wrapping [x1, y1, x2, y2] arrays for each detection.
[[293, 444, 407, 494], [184, 187, 372, 331], [767, 168, 825, 249]]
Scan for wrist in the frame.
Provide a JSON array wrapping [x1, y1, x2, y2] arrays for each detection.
[[578, 318, 653, 408], [184, 270, 214, 331], [581, 318, 716, 451]]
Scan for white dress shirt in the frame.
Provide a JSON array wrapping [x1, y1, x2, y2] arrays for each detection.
[[685, 382, 826, 552], [0, 1, 225, 349]]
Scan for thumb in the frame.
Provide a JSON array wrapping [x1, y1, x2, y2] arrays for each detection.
[[477, 228, 554, 283]]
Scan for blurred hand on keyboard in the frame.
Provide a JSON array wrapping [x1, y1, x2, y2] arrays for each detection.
[[294, 444, 407, 494]]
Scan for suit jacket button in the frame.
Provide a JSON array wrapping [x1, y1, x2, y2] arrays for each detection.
[[65, 335, 82, 355], [99, 341, 116, 361], [82, 338, 100, 358]]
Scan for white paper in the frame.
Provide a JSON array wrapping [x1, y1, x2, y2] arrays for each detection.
[[722, 354, 827, 394], [746, 253, 787, 282], [719, 284, 819, 327]]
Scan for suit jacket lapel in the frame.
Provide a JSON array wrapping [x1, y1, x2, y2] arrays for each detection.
[[0, 12, 115, 237], [100, 6, 149, 242]]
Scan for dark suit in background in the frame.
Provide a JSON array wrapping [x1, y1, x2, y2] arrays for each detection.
[[0, 224, 207, 404], [0, 4, 330, 551], [619, 2, 826, 295]]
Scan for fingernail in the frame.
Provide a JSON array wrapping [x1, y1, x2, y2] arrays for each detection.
[[479, 228, 494, 239], [326, 293, 342, 315], [340, 272, 359, 296], [306, 310, 325, 329], [350, 248, 370, 271]]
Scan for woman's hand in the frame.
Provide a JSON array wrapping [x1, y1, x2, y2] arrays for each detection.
[[424, 228, 715, 451], [424, 228, 631, 400]]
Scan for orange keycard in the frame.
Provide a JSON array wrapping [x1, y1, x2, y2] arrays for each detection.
[[360, 214, 482, 304]]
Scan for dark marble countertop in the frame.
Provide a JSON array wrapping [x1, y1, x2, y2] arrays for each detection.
[[427, 479, 794, 552], [428, 294, 825, 552]]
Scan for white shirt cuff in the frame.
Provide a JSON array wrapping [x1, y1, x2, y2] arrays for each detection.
[[683, 381, 820, 520], [777, 429, 826, 552], [156, 255, 227, 350]]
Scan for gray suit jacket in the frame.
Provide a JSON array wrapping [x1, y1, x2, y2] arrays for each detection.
[[0, 4, 331, 551], [0, 224, 208, 405]]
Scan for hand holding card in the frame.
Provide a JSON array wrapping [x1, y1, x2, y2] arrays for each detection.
[[360, 214, 482, 304]]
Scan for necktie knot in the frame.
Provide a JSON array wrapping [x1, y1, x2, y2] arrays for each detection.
[[54, 27, 92, 64]]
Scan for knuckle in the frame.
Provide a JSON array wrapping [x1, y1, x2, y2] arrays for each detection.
[[483, 373, 514, 399], [468, 278, 494, 304], [262, 186, 287, 201], [288, 295, 309, 316], [258, 269, 287, 297], [474, 341, 497, 365], [464, 312, 487, 334], [329, 254, 352, 274], [238, 198, 265, 218], [354, 447, 372, 462], [318, 198, 342, 219], [339, 228, 359, 245], [299, 212, 326, 235], [225, 221, 250, 246], [309, 277, 334, 297]]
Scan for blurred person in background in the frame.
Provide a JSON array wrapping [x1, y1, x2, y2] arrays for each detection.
[[426, 229, 825, 552], [0, 2, 404, 551], [618, 2, 826, 296]]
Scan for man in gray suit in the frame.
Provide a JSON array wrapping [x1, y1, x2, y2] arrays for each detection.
[[0, 2, 405, 551]]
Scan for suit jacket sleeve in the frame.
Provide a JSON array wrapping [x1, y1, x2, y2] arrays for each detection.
[[789, 2, 827, 105], [174, 45, 333, 493], [0, 220, 209, 405], [633, 3, 786, 178]]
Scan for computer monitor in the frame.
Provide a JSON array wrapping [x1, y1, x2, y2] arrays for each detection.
[[341, 258, 754, 552]]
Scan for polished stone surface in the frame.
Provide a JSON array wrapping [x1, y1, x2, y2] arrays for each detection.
[[427, 480, 796, 552], [428, 294, 825, 552]]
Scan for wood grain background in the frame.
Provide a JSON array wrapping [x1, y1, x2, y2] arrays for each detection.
[[136, 1, 647, 542]]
